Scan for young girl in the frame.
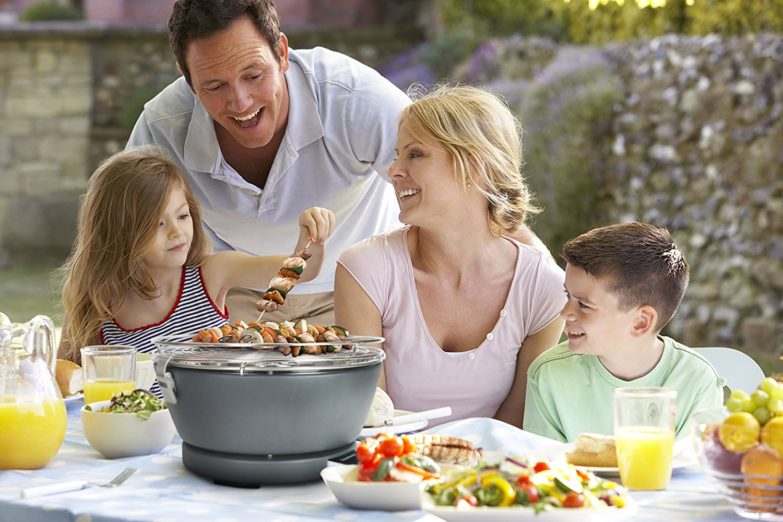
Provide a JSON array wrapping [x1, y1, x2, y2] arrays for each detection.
[[59, 145, 335, 372]]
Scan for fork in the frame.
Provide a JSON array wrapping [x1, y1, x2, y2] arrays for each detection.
[[21, 467, 137, 499]]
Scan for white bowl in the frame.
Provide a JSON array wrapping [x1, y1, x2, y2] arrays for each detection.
[[81, 400, 176, 459], [321, 464, 424, 511], [135, 353, 156, 390]]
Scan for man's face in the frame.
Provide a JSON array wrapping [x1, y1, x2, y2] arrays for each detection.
[[185, 16, 289, 150]]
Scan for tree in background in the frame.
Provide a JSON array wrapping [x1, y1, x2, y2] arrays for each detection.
[[436, 0, 783, 45]]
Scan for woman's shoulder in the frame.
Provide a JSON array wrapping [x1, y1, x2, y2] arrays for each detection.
[[340, 227, 408, 260]]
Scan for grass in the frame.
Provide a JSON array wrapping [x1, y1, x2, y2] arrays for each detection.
[[0, 261, 64, 326]]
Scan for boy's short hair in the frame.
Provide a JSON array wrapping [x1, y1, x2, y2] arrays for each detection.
[[561, 222, 689, 331]]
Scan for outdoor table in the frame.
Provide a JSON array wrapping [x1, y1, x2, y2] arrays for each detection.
[[0, 399, 739, 521]]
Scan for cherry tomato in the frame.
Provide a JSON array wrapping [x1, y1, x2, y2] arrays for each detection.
[[379, 436, 404, 457], [515, 474, 531, 485], [563, 492, 585, 508], [532, 461, 550, 473], [401, 435, 416, 455], [360, 451, 383, 470], [518, 484, 539, 504], [356, 442, 376, 463], [357, 465, 375, 481]]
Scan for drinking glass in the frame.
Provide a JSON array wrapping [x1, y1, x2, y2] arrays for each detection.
[[614, 387, 677, 490], [81, 345, 136, 404]]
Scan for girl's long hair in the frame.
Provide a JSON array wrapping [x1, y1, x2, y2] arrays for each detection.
[[59, 145, 209, 363]]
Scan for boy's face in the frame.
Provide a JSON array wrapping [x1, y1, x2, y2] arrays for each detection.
[[560, 264, 640, 357]]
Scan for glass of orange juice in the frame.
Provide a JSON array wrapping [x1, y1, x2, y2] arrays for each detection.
[[80, 345, 136, 404], [614, 387, 677, 490]]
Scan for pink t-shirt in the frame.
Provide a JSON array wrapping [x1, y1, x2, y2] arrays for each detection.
[[338, 227, 566, 425]]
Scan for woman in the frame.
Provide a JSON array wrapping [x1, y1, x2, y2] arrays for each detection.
[[335, 85, 565, 427]]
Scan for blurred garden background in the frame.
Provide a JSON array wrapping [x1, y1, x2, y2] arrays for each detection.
[[0, 0, 781, 372]]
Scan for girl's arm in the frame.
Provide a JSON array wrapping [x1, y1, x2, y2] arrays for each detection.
[[202, 207, 335, 304], [334, 263, 387, 390], [494, 317, 564, 428]]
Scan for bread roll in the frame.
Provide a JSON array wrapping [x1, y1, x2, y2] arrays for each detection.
[[55, 359, 83, 397], [566, 432, 617, 467], [363, 387, 394, 427]]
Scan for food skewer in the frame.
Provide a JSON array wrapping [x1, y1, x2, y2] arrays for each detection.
[[254, 241, 311, 323]]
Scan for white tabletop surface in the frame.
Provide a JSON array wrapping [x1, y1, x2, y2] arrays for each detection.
[[0, 399, 739, 522]]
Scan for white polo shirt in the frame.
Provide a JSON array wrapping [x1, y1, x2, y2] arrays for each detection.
[[127, 47, 408, 294]]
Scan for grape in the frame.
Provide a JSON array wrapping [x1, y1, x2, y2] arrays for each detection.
[[752, 390, 771, 407], [753, 406, 771, 425], [760, 377, 778, 395], [741, 398, 757, 413], [727, 397, 745, 412], [769, 384, 783, 402], [768, 399, 783, 416], [730, 389, 752, 402]]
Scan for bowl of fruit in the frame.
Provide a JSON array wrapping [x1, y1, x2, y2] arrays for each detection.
[[692, 377, 783, 520]]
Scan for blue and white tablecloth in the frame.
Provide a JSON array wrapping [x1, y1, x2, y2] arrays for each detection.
[[0, 399, 736, 522]]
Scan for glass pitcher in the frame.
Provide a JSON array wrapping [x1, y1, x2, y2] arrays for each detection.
[[0, 313, 67, 470]]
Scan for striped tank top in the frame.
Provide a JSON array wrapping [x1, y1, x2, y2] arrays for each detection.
[[100, 266, 228, 396]]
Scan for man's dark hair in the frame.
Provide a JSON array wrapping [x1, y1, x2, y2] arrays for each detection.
[[169, 0, 281, 86], [561, 222, 690, 332]]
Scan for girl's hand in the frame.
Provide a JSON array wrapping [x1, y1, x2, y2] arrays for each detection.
[[299, 207, 335, 245]]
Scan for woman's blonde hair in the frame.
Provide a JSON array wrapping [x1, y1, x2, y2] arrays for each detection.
[[59, 145, 209, 362], [400, 84, 540, 235]]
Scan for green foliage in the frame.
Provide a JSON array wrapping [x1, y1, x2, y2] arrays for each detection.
[[436, 0, 783, 44], [518, 50, 624, 255], [418, 24, 485, 79], [437, 0, 567, 41], [19, 1, 83, 22]]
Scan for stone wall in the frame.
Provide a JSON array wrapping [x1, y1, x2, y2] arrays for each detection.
[[603, 34, 783, 355]]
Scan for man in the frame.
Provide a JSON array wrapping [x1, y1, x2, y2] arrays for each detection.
[[127, 0, 546, 324]]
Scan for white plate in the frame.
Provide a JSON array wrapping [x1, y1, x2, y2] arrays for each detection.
[[421, 495, 637, 522], [321, 463, 425, 511], [561, 439, 698, 478], [360, 410, 428, 437], [64, 393, 83, 403]]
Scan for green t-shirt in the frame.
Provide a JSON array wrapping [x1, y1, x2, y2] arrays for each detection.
[[523, 336, 724, 442]]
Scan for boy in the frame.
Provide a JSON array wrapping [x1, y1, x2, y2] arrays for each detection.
[[523, 222, 723, 442]]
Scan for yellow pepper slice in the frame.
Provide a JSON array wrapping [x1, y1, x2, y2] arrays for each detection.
[[480, 474, 516, 507]]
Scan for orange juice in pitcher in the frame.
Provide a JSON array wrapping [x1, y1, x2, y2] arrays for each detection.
[[0, 397, 67, 469], [0, 313, 67, 470]]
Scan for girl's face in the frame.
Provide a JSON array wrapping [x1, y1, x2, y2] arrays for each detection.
[[142, 184, 194, 272], [389, 125, 466, 228]]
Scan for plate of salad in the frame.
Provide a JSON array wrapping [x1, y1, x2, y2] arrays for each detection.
[[421, 456, 636, 521], [321, 433, 452, 511]]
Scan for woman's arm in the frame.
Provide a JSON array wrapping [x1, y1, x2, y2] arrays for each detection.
[[334, 263, 387, 390], [494, 317, 565, 427]]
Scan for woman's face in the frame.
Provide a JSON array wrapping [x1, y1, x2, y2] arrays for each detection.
[[389, 125, 466, 227]]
